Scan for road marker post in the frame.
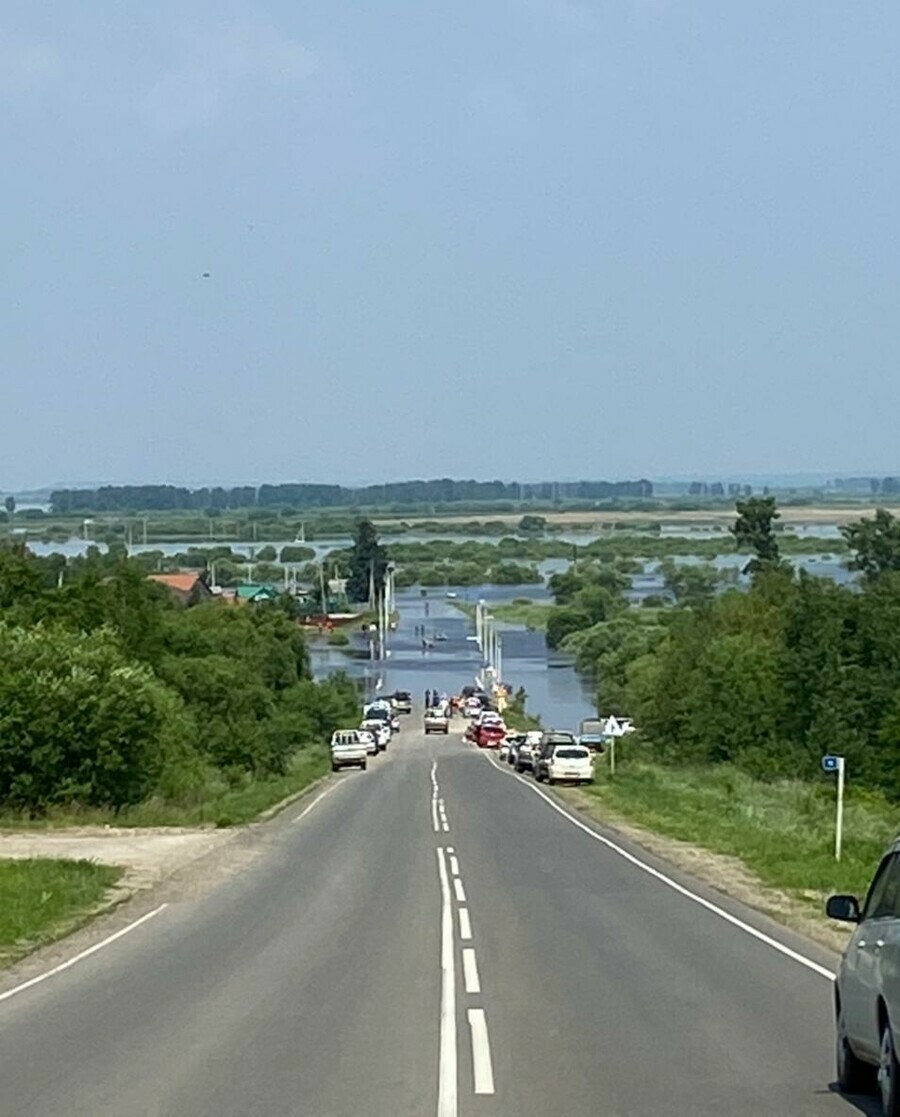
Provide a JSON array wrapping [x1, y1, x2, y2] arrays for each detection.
[[822, 754, 845, 861]]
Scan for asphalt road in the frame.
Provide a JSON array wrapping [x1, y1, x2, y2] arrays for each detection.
[[0, 722, 874, 1116]]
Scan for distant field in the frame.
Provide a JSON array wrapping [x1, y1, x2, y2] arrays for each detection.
[[380, 505, 879, 529]]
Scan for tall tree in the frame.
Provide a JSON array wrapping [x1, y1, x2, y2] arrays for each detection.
[[346, 519, 387, 604], [842, 508, 900, 581], [731, 497, 781, 575], [3, 496, 14, 524]]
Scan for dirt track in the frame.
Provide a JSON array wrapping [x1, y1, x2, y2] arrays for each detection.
[[0, 827, 234, 892]]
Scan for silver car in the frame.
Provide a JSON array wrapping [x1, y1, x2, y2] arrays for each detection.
[[828, 840, 900, 1115]]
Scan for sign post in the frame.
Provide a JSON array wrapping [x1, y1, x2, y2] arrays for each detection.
[[822, 755, 846, 861], [605, 716, 623, 778]]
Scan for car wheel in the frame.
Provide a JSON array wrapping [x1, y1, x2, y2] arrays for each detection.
[[836, 999, 872, 1095], [331, 763, 338, 772], [879, 1015, 900, 1116], [360, 761, 367, 770]]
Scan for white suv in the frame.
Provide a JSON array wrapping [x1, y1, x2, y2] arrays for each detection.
[[535, 742, 594, 786]]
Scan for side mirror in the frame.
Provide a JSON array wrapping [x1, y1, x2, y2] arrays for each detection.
[[826, 894, 861, 923]]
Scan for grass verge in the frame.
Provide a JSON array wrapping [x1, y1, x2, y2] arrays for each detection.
[[0, 859, 122, 967], [450, 599, 551, 631], [503, 706, 542, 731], [0, 747, 330, 830], [577, 758, 897, 908]]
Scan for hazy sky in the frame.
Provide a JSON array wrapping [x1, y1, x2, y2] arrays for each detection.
[[3, 2, 899, 488]]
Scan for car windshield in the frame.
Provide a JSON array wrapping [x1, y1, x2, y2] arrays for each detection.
[[554, 748, 589, 759]]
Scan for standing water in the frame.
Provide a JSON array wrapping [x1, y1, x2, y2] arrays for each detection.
[[308, 585, 596, 732]]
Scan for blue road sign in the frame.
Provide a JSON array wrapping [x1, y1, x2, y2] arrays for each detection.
[[822, 755, 840, 772]]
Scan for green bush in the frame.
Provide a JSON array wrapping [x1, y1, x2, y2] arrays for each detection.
[[0, 624, 191, 811]]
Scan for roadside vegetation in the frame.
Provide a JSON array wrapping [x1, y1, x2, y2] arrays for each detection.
[[0, 544, 359, 825], [502, 688, 543, 731], [580, 758, 895, 907], [0, 859, 123, 966], [540, 500, 900, 885]]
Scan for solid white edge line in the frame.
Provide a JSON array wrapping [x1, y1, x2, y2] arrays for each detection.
[[467, 1008, 496, 1095], [449, 856, 460, 876], [433, 797, 440, 833], [291, 781, 338, 823], [0, 904, 169, 1006], [485, 755, 834, 982], [453, 878, 467, 904], [458, 907, 472, 941], [436, 847, 458, 1117], [462, 947, 481, 994]]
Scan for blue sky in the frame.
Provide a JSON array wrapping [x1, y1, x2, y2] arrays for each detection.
[[2, 2, 898, 488]]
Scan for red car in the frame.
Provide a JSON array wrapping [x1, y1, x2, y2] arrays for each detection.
[[475, 720, 507, 749]]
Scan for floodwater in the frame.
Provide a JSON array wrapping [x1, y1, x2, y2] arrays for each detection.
[[19, 531, 853, 730], [308, 586, 597, 733]]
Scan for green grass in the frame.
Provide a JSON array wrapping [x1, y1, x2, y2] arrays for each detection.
[[503, 706, 542, 731], [581, 758, 899, 905], [491, 600, 552, 630], [0, 859, 122, 966], [0, 747, 330, 830], [450, 598, 552, 630]]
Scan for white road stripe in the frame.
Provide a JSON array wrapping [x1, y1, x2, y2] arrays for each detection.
[[291, 782, 338, 823], [484, 756, 835, 982], [435, 848, 458, 1117], [0, 904, 169, 1006], [453, 878, 467, 904], [449, 855, 460, 877], [432, 797, 440, 833], [442, 821, 450, 833], [447, 846, 455, 853], [458, 907, 472, 941], [462, 948, 481, 994], [467, 1009, 496, 1095]]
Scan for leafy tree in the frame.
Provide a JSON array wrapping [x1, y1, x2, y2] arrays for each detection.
[[280, 545, 315, 563], [346, 519, 387, 603], [842, 508, 900, 581], [731, 497, 782, 574], [658, 559, 721, 607], [4, 496, 15, 522], [518, 514, 547, 534], [0, 625, 190, 811]]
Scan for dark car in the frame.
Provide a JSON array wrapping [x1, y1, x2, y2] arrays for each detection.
[[533, 730, 578, 766]]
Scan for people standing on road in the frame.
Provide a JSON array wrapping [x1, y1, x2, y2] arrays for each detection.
[[425, 688, 432, 708]]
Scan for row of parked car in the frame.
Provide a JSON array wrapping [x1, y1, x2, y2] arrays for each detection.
[[330, 695, 410, 772], [499, 730, 595, 785]]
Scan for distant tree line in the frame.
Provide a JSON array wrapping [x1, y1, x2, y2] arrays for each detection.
[[49, 478, 654, 514], [688, 481, 755, 496]]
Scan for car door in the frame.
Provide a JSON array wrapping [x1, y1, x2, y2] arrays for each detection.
[[843, 853, 900, 1058]]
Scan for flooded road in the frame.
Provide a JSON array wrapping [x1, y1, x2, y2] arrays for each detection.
[[308, 585, 597, 732]]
